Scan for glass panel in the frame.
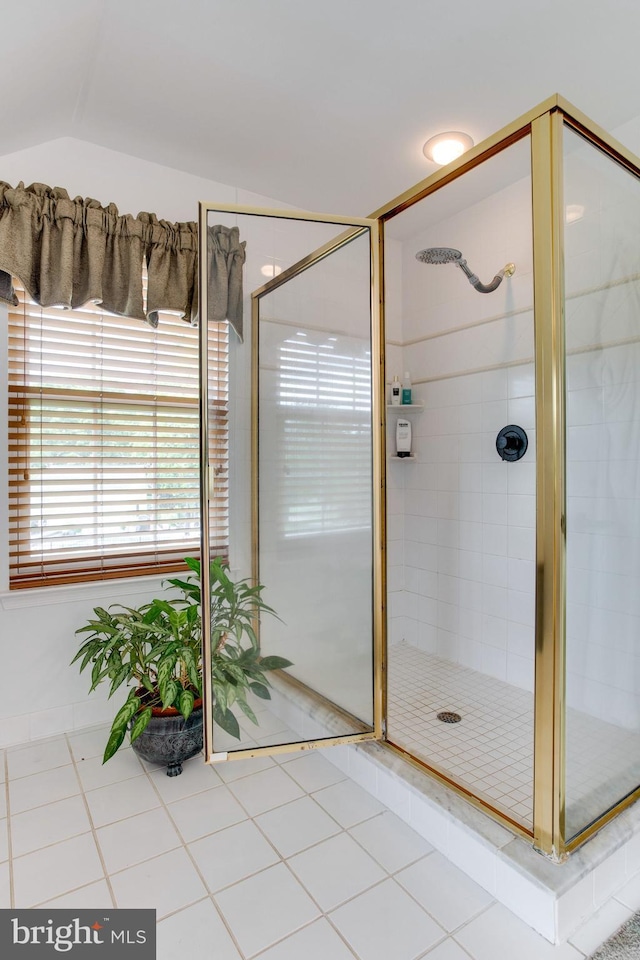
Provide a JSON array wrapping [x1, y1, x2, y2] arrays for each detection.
[[203, 208, 377, 757], [563, 125, 640, 839], [257, 231, 374, 728], [383, 137, 536, 830]]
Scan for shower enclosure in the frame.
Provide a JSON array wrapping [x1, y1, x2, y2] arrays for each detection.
[[198, 95, 640, 861]]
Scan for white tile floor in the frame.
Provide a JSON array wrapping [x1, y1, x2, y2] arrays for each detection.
[[0, 721, 631, 959], [387, 642, 640, 836]]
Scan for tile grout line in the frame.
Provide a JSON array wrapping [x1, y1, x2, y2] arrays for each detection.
[[392, 868, 494, 942], [27, 760, 222, 919], [448, 900, 502, 958], [4, 749, 15, 909], [161, 757, 420, 958], [155, 894, 211, 924], [285, 871, 393, 959], [214, 767, 384, 959], [4, 757, 73, 782], [232, 759, 453, 958], [143, 759, 251, 960], [77, 752, 368, 897], [420, 937, 478, 960], [248, 913, 362, 960], [63, 731, 118, 910], [14, 828, 97, 864]]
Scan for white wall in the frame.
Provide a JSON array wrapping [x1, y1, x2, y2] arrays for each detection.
[[0, 137, 292, 746]]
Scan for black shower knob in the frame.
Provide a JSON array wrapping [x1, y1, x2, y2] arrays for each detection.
[[496, 425, 528, 462]]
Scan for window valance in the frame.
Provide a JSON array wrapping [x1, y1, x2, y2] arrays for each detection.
[[0, 180, 246, 339]]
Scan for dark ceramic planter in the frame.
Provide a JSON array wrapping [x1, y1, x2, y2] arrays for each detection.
[[130, 705, 203, 777]]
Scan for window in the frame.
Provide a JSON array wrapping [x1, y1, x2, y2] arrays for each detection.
[[8, 283, 228, 588], [276, 331, 371, 538]]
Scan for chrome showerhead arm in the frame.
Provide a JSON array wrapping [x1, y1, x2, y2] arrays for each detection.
[[455, 259, 516, 293]]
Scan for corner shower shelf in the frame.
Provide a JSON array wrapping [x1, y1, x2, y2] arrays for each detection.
[[387, 405, 421, 459]]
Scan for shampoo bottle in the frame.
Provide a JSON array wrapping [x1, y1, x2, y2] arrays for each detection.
[[402, 371, 412, 405], [396, 418, 412, 457], [391, 376, 401, 405]]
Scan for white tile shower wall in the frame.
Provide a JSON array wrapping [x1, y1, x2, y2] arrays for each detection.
[[392, 170, 537, 687], [400, 367, 537, 689]]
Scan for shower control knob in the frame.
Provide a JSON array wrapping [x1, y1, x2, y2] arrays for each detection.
[[496, 425, 528, 462]]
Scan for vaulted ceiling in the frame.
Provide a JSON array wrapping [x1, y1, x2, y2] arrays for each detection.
[[4, 0, 640, 213]]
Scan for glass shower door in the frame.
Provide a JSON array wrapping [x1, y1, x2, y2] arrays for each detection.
[[563, 124, 640, 840], [381, 135, 537, 833], [199, 204, 383, 762]]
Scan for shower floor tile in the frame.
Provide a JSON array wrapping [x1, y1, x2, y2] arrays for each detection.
[[387, 642, 640, 834]]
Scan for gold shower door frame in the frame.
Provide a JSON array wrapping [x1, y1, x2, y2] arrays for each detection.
[[198, 205, 385, 766], [371, 93, 640, 859], [199, 94, 640, 860]]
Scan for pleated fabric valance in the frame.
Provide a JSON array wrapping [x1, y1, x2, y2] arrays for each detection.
[[0, 181, 246, 339]]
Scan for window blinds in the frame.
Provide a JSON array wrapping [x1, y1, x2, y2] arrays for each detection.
[[276, 332, 372, 538], [8, 284, 228, 588]]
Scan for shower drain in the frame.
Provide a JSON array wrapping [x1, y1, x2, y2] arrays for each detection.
[[437, 711, 462, 724]]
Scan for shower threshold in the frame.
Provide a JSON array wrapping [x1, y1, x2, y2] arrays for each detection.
[[252, 664, 640, 944]]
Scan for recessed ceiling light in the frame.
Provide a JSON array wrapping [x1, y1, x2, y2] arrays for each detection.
[[423, 131, 474, 166], [260, 263, 282, 278]]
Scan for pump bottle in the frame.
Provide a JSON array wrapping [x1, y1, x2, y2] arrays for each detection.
[[402, 372, 412, 405]]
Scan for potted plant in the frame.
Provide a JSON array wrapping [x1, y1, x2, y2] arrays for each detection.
[[72, 557, 291, 775]]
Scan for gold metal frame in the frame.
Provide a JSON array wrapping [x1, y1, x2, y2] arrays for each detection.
[[199, 95, 640, 859], [373, 94, 640, 859], [199, 202, 384, 764], [555, 108, 640, 855], [531, 109, 566, 859], [198, 202, 214, 766]]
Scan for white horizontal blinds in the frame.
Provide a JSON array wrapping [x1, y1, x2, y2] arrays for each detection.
[[277, 331, 371, 537], [8, 283, 229, 587]]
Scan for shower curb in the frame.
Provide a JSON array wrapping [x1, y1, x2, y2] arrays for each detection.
[[267, 681, 640, 945]]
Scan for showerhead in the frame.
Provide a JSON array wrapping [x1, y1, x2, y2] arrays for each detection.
[[415, 245, 516, 294], [415, 247, 462, 265]]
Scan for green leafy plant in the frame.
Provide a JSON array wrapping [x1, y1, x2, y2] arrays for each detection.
[[72, 557, 291, 763]]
